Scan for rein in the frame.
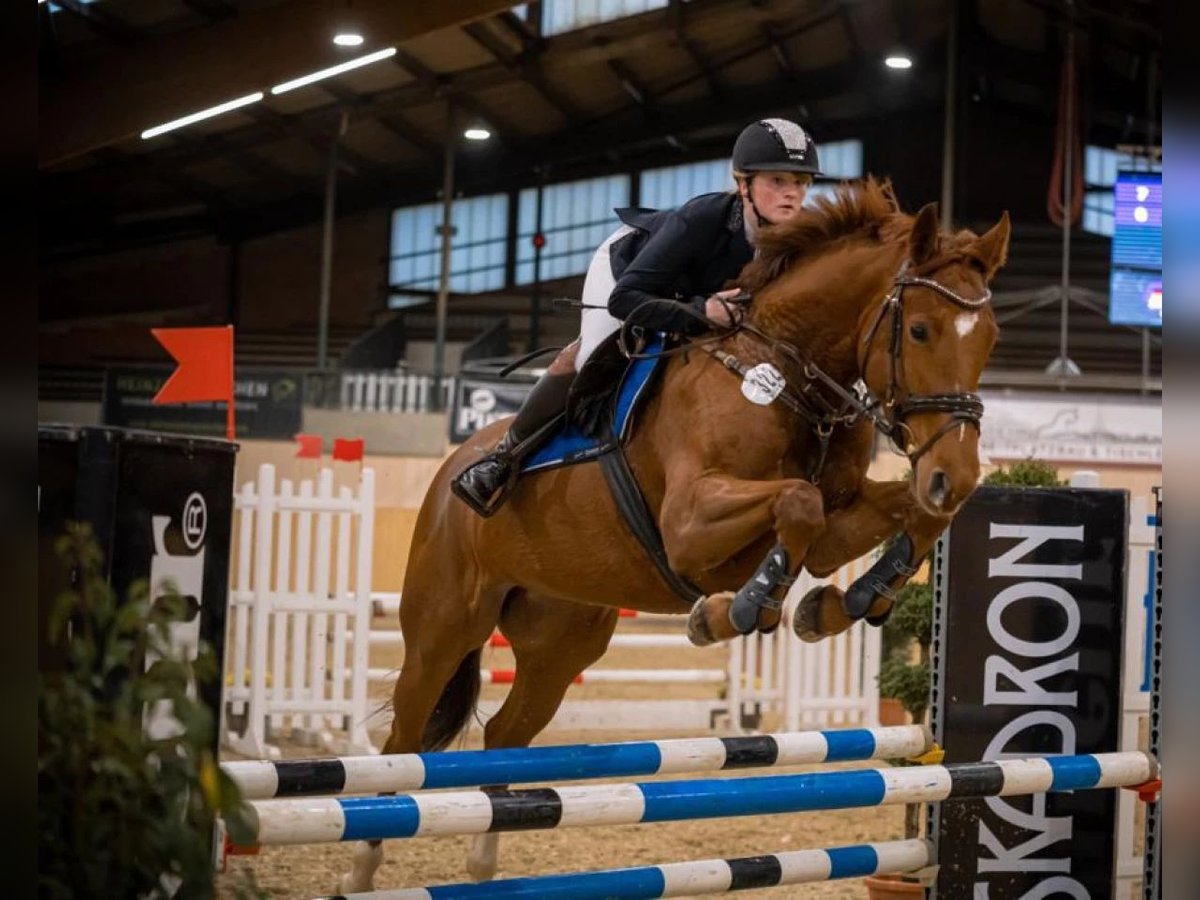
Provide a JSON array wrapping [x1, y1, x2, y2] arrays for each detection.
[[617, 263, 991, 481]]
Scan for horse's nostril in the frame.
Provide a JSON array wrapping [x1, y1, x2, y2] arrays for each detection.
[[929, 469, 949, 508]]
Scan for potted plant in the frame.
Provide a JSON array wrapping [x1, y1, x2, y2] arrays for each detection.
[[38, 524, 257, 899]]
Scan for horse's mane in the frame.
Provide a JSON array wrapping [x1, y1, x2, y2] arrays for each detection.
[[739, 176, 908, 294]]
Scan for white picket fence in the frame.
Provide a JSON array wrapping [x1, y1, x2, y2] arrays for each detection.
[[730, 555, 883, 734], [222, 463, 884, 755], [339, 371, 454, 413], [224, 464, 377, 759]]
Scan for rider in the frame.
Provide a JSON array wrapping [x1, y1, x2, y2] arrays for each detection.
[[452, 118, 823, 516]]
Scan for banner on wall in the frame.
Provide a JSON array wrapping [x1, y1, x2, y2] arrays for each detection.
[[103, 367, 303, 439], [979, 391, 1161, 465], [449, 375, 535, 443]]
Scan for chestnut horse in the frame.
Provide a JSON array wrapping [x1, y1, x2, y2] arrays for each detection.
[[340, 178, 1008, 891]]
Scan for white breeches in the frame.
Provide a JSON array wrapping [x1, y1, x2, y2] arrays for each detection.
[[576, 224, 635, 369]]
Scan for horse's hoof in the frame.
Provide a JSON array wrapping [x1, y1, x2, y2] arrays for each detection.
[[466, 833, 499, 882], [696, 595, 729, 643], [686, 597, 719, 647], [792, 586, 826, 643], [465, 854, 498, 882], [339, 841, 383, 894]]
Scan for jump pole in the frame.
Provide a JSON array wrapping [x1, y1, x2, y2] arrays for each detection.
[[224, 725, 932, 800], [313, 838, 934, 899], [243, 752, 1156, 845]]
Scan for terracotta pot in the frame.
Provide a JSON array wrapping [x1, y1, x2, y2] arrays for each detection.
[[878, 697, 909, 726], [864, 874, 925, 899]]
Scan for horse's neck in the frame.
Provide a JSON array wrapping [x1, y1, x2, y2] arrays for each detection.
[[748, 242, 902, 384]]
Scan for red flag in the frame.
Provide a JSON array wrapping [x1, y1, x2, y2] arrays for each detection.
[[295, 434, 323, 459], [332, 437, 364, 462], [151, 326, 233, 403]]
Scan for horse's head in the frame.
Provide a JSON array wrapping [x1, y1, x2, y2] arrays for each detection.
[[859, 203, 1008, 516]]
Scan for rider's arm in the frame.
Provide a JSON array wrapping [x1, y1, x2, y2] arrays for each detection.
[[608, 209, 712, 335]]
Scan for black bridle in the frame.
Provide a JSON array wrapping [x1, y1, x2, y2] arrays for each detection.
[[614, 260, 992, 480], [856, 264, 992, 465], [692, 261, 991, 480]]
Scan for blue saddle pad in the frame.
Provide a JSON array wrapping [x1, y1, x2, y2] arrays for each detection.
[[521, 334, 667, 475]]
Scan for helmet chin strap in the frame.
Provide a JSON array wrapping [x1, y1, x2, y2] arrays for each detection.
[[744, 175, 775, 228]]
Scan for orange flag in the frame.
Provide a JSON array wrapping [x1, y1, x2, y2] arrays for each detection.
[[151, 325, 236, 439]]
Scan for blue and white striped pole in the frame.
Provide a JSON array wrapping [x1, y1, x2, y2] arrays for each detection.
[[245, 751, 1155, 845], [316, 838, 933, 899], [224, 725, 931, 800]]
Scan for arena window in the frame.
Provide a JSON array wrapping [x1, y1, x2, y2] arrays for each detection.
[[541, 0, 670, 37], [1083, 145, 1161, 237], [389, 193, 509, 301], [516, 174, 631, 284]]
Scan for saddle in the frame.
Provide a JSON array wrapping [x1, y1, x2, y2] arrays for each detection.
[[516, 332, 704, 605], [519, 331, 668, 475]]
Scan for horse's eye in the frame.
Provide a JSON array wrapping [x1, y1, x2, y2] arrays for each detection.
[[909, 322, 929, 342]]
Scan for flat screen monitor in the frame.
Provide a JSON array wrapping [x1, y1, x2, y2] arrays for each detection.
[[1108, 171, 1162, 327]]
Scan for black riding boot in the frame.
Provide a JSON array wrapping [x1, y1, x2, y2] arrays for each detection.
[[451, 371, 576, 517]]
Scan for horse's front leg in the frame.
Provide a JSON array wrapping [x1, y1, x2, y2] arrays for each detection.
[[792, 478, 950, 641], [657, 472, 824, 646]]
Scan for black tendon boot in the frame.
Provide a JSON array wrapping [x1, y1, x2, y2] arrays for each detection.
[[451, 371, 576, 517]]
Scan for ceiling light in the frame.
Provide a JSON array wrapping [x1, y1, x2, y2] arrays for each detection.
[[885, 55, 913, 70], [463, 127, 491, 141], [270, 47, 397, 95], [141, 92, 264, 140], [333, 32, 364, 47]]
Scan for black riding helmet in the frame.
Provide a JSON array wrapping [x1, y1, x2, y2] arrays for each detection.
[[732, 118, 821, 228], [732, 118, 822, 176]]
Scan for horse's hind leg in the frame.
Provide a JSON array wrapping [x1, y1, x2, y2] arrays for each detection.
[[464, 594, 619, 882], [339, 574, 508, 894]]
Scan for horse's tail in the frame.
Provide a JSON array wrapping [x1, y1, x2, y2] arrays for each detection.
[[420, 647, 483, 751]]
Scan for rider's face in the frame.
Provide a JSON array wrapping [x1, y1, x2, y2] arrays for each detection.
[[742, 173, 811, 224]]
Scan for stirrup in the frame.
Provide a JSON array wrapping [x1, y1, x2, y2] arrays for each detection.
[[450, 454, 515, 518]]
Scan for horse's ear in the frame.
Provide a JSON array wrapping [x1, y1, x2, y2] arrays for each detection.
[[974, 211, 1011, 278], [909, 202, 940, 265]]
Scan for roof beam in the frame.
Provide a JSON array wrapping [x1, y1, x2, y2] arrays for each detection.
[[391, 51, 518, 142], [90, 147, 237, 216], [164, 131, 314, 199], [320, 81, 441, 160], [40, 0, 522, 166], [760, 23, 797, 79], [669, 0, 723, 98], [460, 20, 585, 124], [496, 6, 541, 44]]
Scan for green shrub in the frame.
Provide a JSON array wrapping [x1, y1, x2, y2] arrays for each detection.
[[38, 523, 256, 899], [878, 581, 933, 721], [982, 459, 1065, 487]]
